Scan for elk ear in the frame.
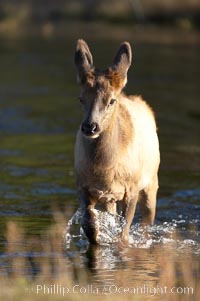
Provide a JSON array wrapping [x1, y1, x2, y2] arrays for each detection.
[[75, 39, 94, 84], [111, 42, 132, 88]]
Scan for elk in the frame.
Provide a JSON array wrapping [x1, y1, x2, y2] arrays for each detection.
[[74, 39, 160, 244]]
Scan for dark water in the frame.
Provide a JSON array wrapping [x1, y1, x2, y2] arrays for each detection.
[[0, 31, 199, 287]]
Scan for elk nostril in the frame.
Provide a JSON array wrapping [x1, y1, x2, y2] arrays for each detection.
[[91, 123, 98, 134]]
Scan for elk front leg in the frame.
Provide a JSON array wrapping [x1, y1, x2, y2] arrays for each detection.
[[79, 189, 98, 244], [140, 176, 158, 224], [121, 193, 138, 243]]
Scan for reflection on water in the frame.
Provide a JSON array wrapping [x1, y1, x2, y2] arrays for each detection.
[[0, 29, 199, 289]]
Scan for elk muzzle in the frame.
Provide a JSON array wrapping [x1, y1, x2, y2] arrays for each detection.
[[81, 121, 100, 138]]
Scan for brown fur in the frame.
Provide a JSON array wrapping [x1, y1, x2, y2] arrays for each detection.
[[74, 39, 160, 244], [106, 68, 126, 91]]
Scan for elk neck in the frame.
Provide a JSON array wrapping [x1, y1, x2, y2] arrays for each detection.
[[82, 100, 133, 172]]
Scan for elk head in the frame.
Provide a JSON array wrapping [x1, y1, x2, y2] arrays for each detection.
[[75, 39, 132, 139]]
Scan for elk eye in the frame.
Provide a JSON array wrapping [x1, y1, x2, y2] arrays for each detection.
[[109, 98, 116, 106]]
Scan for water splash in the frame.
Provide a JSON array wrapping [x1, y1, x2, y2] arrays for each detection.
[[64, 208, 85, 249], [93, 209, 127, 245], [129, 222, 200, 254], [64, 207, 200, 254], [64, 208, 126, 248]]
